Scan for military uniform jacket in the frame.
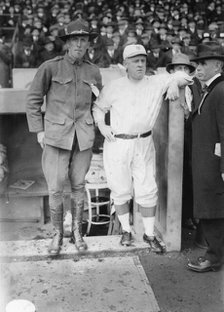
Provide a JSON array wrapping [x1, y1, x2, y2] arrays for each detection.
[[191, 75, 224, 219], [26, 53, 102, 151]]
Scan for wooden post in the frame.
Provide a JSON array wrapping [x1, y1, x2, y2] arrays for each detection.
[[165, 90, 185, 251]]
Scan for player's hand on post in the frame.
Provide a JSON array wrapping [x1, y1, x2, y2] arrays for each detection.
[[165, 82, 180, 101]]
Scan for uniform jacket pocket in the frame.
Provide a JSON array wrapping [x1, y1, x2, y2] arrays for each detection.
[[45, 115, 65, 125], [51, 76, 73, 102]]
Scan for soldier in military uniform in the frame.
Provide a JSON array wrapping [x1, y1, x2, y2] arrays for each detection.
[[26, 19, 102, 255]]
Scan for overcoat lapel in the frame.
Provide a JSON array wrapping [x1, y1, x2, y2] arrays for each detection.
[[192, 75, 224, 116]]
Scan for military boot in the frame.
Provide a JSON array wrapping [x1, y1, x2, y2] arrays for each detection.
[[48, 208, 63, 255], [70, 198, 87, 251]]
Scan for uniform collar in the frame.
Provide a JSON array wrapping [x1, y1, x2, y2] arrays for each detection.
[[65, 53, 84, 66]]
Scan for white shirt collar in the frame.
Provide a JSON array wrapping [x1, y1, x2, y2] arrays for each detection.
[[205, 73, 221, 87]]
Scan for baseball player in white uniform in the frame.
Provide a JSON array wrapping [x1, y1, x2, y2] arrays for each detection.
[[93, 44, 193, 252]]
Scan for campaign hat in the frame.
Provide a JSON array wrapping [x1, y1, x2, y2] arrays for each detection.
[[59, 18, 98, 41], [166, 53, 196, 73], [190, 41, 224, 62], [123, 44, 147, 60]]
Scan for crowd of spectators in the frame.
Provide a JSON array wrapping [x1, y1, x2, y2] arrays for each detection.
[[0, 0, 224, 87]]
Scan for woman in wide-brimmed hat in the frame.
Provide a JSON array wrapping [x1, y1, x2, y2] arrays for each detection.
[[166, 52, 196, 74], [166, 53, 197, 234]]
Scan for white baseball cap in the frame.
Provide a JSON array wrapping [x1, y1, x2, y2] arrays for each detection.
[[123, 44, 147, 60]]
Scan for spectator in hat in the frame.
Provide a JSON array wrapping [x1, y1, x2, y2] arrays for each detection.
[[178, 27, 188, 42], [55, 12, 66, 29], [0, 29, 12, 87], [99, 37, 122, 68], [205, 1, 217, 25], [94, 22, 107, 47], [63, 12, 72, 27], [33, 16, 48, 40], [147, 41, 169, 73], [141, 32, 151, 53], [157, 26, 171, 51], [105, 22, 116, 39], [180, 17, 188, 30], [208, 22, 219, 40], [187, 18, 198, 42], [36, 5, 48, 26], [123, 28, 139, 47], [37, 36, 59, 66], [164, 37, 183, 64], [143, 23, 154, 41], [14, 37, 38, 68], [151, 19, 161, 42], [17, 15, 33, 40], [84, 40, 105, 67], [89, 16, 99, 32], [196, 23, 206, 43], [111, 31, 121, 50], [93, 44, 193, 251], [155, 6, 166, 23], [188, 38, 198, 56], [6, 4, 19, 27], [215, 5, 224, 23], [172, 20, 181, 37], [117, 17, 129, 47], [48, 24, 65, 54], [135, 19, 144, 38], [187, 41, 224, 273], [26, 19, 102, 256], [46, 4, 60, 27], [182, 33, 196, 57], [30, 28, 45, 55]]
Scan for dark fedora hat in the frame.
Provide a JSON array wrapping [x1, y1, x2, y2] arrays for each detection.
[[59, 18, 98, 41], [191, 41, 224, 62], [166, 53, 196, 73]]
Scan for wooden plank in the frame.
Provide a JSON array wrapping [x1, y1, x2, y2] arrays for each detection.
[[12, 66, 126, 90], [0, 196, 42, 222], [0, 89, 27, 113], [165, 91, 185, 251]]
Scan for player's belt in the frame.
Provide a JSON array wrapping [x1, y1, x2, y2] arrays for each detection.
[[114, 130, 152, 139]]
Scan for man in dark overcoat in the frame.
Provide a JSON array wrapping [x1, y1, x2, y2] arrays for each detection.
[[187, 41, 224, 272], [26, 19, 102, 255]]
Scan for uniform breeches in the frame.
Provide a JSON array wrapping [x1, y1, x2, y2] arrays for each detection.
[[42, 143, 92, 212], [103, 136, 158, 207]]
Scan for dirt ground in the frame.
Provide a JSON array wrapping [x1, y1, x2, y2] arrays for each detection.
[[0, 221, 224, 312], [140, 228, 224, 312]]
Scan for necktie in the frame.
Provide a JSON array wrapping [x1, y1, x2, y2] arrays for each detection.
[[200, 84, 208, 96], [198, 84, 209, 114]]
